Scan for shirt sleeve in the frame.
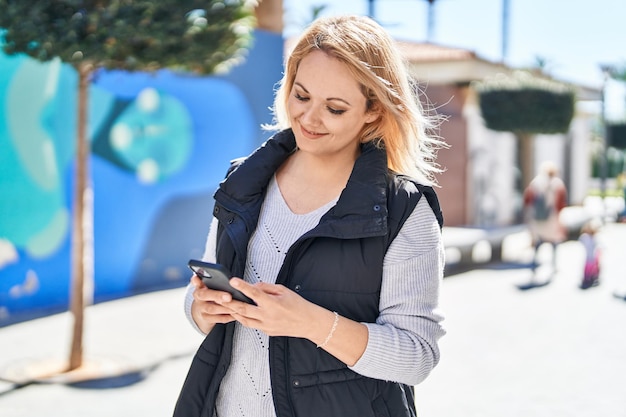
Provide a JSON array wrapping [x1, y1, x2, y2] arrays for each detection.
[[349, 197, 446, 385], [184, 216, 220, 336]]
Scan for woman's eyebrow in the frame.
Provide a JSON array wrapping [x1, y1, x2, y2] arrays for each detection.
[[294, 82, 351, 106]]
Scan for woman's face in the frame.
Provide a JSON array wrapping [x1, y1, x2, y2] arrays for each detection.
[[287, 50, 378, 160]]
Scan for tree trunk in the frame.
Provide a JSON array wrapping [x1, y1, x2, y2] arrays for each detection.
[[254, 0, 283, 33], [517, 132, 535, 189], [68, 62, 93, 372]]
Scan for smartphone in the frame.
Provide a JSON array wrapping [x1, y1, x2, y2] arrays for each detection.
[[187, 259, 255, 304]]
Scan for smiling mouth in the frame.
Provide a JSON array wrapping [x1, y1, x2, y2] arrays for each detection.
[[300, 125, 326, 137]]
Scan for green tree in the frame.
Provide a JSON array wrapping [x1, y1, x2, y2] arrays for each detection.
[[474, 71, 576, 189], [611, 64, 626, 82], [310, 4, 328, 21], [0, 0, 254, 373]]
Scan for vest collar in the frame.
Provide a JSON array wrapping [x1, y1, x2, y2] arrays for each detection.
[[215, 129, 390, 238]]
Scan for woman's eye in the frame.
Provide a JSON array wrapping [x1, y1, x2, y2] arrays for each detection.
[[293, 92, 345, 115], [328, 107, 346, 115]]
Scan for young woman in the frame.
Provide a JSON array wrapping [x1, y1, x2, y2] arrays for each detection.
[[174, 15, 446, 417]]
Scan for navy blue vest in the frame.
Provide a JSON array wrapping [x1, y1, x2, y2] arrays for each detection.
[[174, 129, 443, 417]]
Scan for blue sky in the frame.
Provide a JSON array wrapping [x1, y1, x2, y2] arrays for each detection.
[[283, 0, 626, 118]]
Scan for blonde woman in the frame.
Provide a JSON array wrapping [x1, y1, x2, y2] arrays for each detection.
[[175, 15, 446, 417]]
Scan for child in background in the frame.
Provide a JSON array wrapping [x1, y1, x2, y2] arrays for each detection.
[[579, 219, 602, 289]]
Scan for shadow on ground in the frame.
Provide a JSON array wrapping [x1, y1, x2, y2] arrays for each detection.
[[445, 260, 532, 277], [0, 350, 194, 395]]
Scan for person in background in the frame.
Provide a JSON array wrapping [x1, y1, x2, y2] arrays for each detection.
[[173, 15, 447, 417], [579, 218, 602, 289], [523, 161, 568, 280]]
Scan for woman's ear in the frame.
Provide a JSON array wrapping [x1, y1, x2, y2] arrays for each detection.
[[365, 111, 380, 124], [365, 102, 381, 124]]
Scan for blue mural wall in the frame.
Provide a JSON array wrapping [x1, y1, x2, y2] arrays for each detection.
[[0, 29, 284, 326]]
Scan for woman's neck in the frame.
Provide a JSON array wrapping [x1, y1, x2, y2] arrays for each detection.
[[275, 149, 359, 214]]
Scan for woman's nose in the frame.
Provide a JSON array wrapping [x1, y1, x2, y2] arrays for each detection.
[[301, 104, 321, 124]]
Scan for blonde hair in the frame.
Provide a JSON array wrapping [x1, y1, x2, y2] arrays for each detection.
[[269, 15, 445, 185]]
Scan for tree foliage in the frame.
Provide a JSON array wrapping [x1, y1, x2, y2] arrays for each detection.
[[610, 64, 626, 82], [475, 71, 576, 134], [0, 0, 255, 74]]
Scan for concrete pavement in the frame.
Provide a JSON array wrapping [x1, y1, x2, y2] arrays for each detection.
[[416, 222, 626, 417], [0, 286, 200, 417], [1, 223, 625, 417]]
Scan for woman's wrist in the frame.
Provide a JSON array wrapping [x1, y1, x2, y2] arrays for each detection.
[[316, 311, 339, 349], [308, 308, 341, 349], [185, 283, 215, 336]]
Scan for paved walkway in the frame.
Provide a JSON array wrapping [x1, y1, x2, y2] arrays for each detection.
[[0, 286, 199, 417], [416, 222, 626, 417], [1, 223, 625, 417]]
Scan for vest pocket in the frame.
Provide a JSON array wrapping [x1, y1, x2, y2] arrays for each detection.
[[289, 372, 387, 417], [290, 367, 362, 388]]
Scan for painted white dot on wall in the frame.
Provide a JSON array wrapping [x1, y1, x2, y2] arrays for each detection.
[[137, 88, 160, 113], [137, 159, 159, 183], [110, 124, 133, 150], [0, 238, 18, 268]]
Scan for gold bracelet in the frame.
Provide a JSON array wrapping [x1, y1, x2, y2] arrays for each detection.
[[317, 311, 339, 349]]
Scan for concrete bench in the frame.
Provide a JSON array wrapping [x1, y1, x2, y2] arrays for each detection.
[[442, 225, 527, 273]]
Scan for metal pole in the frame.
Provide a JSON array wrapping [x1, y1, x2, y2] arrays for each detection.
[[600, 79, 606, 199], [427, 0, 435, 42], [600, 67, 612, 204], [368, 0, 376, 18], [599, 65, 616, 221], [501, 0, 509, 63]]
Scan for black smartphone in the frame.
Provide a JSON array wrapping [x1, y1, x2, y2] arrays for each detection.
[[187, 259, 255, 304]]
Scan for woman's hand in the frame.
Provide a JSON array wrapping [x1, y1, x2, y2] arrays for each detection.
[[193, 277, 368, 365], [190, 274, 240, 334], [224, 278, 368, 366], [220, 279, 319, 339]]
